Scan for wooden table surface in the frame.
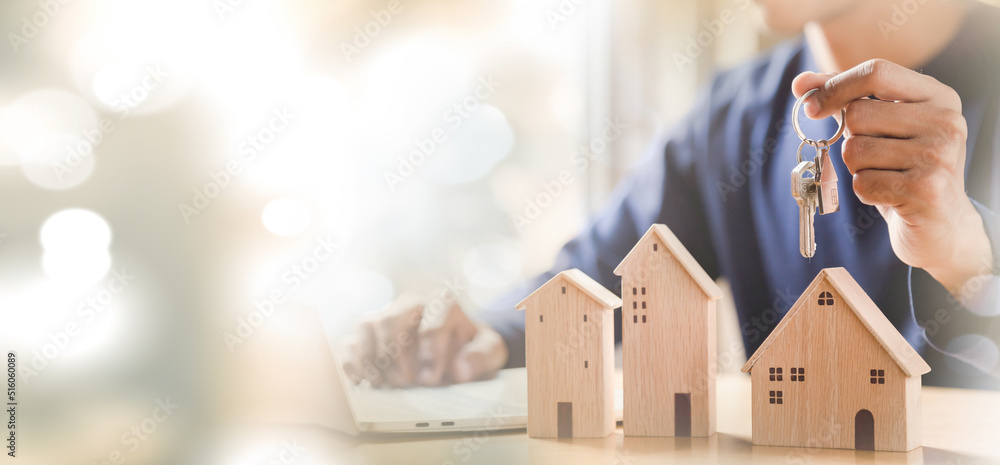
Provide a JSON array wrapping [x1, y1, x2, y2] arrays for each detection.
[[217, 305, 1000, 465]]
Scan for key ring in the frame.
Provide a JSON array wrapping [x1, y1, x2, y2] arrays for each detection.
[[795, 140, 821, 164], [792, 88, 847, 148]]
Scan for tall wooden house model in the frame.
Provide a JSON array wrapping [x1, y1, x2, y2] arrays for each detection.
[[741, 267, 930, 451], [614, 224, 722, 437], [517, 269, 622, 438]]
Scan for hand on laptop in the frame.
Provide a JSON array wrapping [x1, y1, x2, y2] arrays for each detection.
[[339, 294, 508, 388]]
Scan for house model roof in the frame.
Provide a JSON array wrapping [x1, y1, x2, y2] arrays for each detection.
[[741, 267, 931, 377], [613, 224, 723, 300], [515, 269, 622, 311]]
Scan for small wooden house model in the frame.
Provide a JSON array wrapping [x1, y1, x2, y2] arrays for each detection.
[[740, 267, 930, 451], [614, 223, 723, 437], [517, 269, 622, 438]]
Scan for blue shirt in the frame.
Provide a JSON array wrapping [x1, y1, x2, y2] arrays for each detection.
[[481, 4, 1000, 388]]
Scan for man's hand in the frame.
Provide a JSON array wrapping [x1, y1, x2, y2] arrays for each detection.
[[792, 59, 993, 295], [338, 295, 508, 388]]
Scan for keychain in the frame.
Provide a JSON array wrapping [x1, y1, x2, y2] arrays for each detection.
[[790, 88, 847, 259]]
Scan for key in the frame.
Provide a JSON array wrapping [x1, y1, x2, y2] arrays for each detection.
[[815, 147, 840, 215], [791, 160, 819, 258], [793, 162, 818, 258]]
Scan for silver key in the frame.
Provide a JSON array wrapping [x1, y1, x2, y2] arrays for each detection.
[[815, 147, 840, 215], [791, 160, 819, 258]]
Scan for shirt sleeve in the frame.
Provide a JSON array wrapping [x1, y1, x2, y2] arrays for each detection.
[[910, 198, 1000, 379], [477, 101, 719, 369]]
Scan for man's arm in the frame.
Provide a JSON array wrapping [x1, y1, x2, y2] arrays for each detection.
[[478, 102, 720, 368], [909, 200, 1000, 379]]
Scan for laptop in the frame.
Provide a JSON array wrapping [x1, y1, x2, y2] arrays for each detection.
[[318, 308, 624, 435]]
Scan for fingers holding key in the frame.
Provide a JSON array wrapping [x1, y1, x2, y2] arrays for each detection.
[[793, 59, 960, 119], [840, 135, 918, 174]]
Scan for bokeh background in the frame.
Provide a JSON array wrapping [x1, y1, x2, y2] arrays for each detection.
[[5, 0, 988, 463]]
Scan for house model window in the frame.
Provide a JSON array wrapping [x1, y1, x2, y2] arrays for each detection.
[[653, 243, 657, 251], [870, 369, 885, 384], [583, 314, 588, 322], [562, 286, 566, 294], [818, 291, 834, 306], [790, 367, 805, 382], [769, 391, 783, 405], [769, 367, 782, 381]]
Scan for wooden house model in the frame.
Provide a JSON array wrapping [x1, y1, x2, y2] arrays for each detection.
[[614, 223, 722, 437], [740, 267, 930, 451], [516, 269, 622, 438]]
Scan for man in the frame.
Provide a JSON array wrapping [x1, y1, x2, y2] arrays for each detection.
[[340, 0, 1000, 389]]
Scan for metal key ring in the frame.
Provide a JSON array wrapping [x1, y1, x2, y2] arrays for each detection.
[[792, 88, 847, 147], [795, 140, 819, 164]]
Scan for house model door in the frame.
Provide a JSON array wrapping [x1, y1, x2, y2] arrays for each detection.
[[855, 409, 874, 450], [558, 402, 573, 438], [674, 393, 691, 437]]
